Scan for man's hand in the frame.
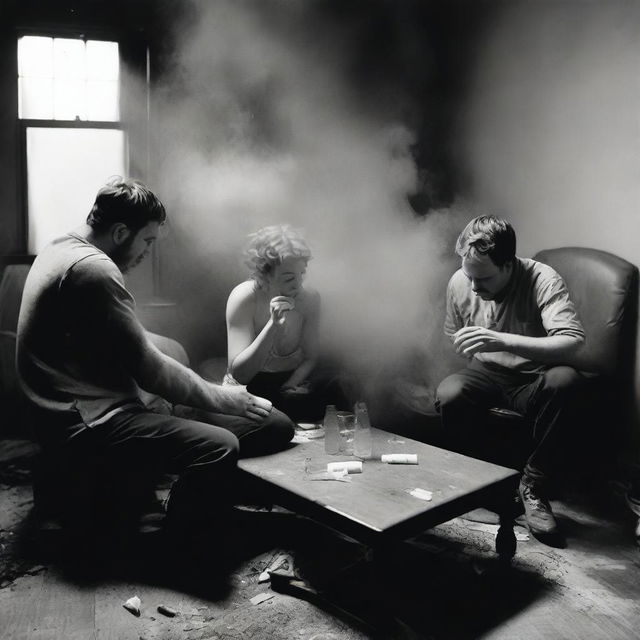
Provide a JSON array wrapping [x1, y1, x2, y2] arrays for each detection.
[[212, 383, 272, 422], [270, 296, 295, 326], [452, 326, 506, 357]]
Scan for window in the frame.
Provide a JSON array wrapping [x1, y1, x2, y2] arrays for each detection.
[[18, 35, 127, 253], [18, 36, 120, 121]]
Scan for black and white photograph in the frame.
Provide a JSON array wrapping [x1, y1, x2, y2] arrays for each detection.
[[1, 1, 640, 638]]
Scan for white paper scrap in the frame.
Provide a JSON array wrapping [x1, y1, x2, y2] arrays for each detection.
[[464, 522, 530, 541], [250, 593, 275, 605], [408, 488, 433, 501], [123, 595, 141, 616], [465, 522, 499, 535], [308, 471, 352, 482], [293, 430, 324, 443]]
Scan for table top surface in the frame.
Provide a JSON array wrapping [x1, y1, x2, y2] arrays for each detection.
[[238, 427, 520, 541]]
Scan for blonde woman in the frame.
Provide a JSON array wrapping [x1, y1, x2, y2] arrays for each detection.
[[225, 224, 322, 421]]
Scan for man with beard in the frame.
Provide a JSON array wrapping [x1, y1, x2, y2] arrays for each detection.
[[435, 215, 585, 542], [17, 178, 294, 551]]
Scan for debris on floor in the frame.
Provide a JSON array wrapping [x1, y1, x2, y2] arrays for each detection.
[[258, 552, 292, 583], [157, 604, 178, 617], [250, 592, 275, 605], [463, 521, 530, 541], [123, 595, 141, 616]]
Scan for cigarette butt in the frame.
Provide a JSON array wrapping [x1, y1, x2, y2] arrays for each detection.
[[123, 596, 141, 616], [157, 604, 177, 617], [327, 461, 362, 474], [381, 454, 418, 464]]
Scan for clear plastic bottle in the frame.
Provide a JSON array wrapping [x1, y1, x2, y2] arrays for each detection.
[[323, 405, 340, 455], [354, 401, 373, 459]]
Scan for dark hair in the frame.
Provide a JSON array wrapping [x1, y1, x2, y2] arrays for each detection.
[[455, 215, 516, 268], [86, 177, 166, 232]]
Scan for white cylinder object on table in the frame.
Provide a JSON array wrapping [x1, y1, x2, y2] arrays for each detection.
[[327, 461, 363, 474], [381, 453, 418, 464]]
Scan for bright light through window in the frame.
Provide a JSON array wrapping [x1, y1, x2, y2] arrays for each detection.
[[26, 127, 127, 253], [18, 36, 119, 120]]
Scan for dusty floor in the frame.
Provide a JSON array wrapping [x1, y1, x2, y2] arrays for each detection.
[[2, 440, 640, 640]]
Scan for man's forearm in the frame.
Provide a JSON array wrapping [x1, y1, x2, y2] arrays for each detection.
[[501, 333, 584, 364], [135, 344, 227, 412]]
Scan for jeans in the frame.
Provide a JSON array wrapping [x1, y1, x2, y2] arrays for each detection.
[[171, 403, 295, 457], [33, 402, 293, 532], [435, 360, 585, 481]]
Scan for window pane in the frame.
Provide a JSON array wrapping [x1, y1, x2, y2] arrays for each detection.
[[19, 37, 120, 121], [19, 77, 54, 119], [18, 36, 53, 78], [53, 38, 85, 80], [86, 80, 119, 121], [86, 41, 119, 81], [54, 80, 86, 120], [26, 127, 126, 253]]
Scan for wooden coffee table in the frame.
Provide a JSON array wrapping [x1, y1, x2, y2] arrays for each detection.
[[238, 427, 520, 563]]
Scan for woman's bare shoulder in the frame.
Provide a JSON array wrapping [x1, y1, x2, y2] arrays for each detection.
[[227, 280, 258, 311], [230, 280, 257, 297]]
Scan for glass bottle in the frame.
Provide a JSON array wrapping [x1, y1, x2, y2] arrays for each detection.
[[354, 401, 373, 459], [323, 404, 340, 455]]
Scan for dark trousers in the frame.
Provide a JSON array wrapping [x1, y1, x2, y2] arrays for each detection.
[[171, 403, 295, 457], [247, 371, 331, 423], [435, 361, 584, 481], [33, 403, 293, 532]]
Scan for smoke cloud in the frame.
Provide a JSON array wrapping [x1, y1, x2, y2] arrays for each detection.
[[150, 0, 474, 413]]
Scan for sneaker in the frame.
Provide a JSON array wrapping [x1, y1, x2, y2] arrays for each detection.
[[519, 477, 558, 537]]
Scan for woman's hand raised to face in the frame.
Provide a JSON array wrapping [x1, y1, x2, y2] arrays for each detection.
[[269, 296, 295, 326]]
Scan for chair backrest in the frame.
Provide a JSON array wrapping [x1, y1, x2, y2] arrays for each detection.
[[533, 247, 638, 379], [0, 263, 32, 333]]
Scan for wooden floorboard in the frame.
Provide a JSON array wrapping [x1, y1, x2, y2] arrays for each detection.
[[3, 467, 640, 639], [1, 570, 95, 640]]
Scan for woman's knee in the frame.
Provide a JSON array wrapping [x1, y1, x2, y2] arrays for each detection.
[[263, 408, 295, 444]]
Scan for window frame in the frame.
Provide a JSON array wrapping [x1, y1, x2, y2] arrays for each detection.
[[15, 28, 129, 254]]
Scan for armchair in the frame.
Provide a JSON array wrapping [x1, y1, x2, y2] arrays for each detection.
[[486, 247, 638, 478]]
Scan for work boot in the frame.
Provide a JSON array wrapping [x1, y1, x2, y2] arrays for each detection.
[[519, 475, 558, 537]]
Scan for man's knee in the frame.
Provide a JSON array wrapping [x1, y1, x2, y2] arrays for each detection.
[[435, 374, 469, 411], [182, 419, 240, 466], [541, 366, 583, 395]]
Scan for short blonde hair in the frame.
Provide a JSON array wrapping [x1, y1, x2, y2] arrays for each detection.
[[244, 224, 312, 287]]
